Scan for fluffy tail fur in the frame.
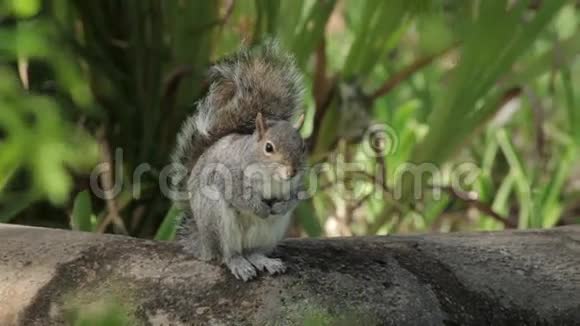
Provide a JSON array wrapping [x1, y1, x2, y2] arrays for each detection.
[[170, 41, 304, 212]]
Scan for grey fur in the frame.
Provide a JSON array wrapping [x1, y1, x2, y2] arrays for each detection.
[[170, 40, 304, 209], [171, 42, 305, 281]]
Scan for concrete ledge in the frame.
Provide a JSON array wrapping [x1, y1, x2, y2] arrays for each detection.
[[1, 224, 580, 325]]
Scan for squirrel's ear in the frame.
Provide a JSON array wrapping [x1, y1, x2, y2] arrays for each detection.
[[256, 112, 266, 140], [293, 113, 305, 130]]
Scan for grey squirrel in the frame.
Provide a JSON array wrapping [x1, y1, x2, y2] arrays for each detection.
[[170, 42, 306, 281]]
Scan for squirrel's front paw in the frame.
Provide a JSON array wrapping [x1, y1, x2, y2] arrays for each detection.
[[225, 256, 257, 282], [255, 201, 272, 218], [247, 253, 287, 275]]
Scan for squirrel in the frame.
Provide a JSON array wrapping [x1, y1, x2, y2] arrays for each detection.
[[170, 42, 306, 281]]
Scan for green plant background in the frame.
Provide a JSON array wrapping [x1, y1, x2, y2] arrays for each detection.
[[1, 0, 579, 241]]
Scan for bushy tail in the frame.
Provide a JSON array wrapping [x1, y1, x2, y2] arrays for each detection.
[[170, 41, 304, 211]]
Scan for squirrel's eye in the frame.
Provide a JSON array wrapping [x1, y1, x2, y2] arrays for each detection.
[[265, 142, 274, 154]]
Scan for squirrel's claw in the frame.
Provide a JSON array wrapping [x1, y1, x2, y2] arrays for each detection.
[[226, 256, 257, 282], [247, 253, 287, 275]]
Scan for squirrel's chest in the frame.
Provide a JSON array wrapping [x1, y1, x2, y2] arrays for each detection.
[[235, 212, 291, 251]]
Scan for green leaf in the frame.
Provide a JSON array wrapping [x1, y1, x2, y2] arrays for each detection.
[[291, 0, 336, 69], [538, 146, 575, 227], [154, 204, 182, 241], [412, 0, 566, 166], [423, 194, 450, 226], [561, 68, 580, 146], [0, 192, 39, 223], [10, 0, 40, 18], [497, 129, 532, 228], [296, 200, 322, 237], [71, 190, 95, 232]]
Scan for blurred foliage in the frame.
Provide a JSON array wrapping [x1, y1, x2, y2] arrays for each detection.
[[0, 0, 579, 238], [64, 297, 132, 326]]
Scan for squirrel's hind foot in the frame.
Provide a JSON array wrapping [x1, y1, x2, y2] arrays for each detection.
[[225, 255, 258, 282], [247, 253, 287, 275]]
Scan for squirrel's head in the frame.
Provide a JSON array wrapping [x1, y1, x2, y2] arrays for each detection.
[[253, 112, 306, 180]]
